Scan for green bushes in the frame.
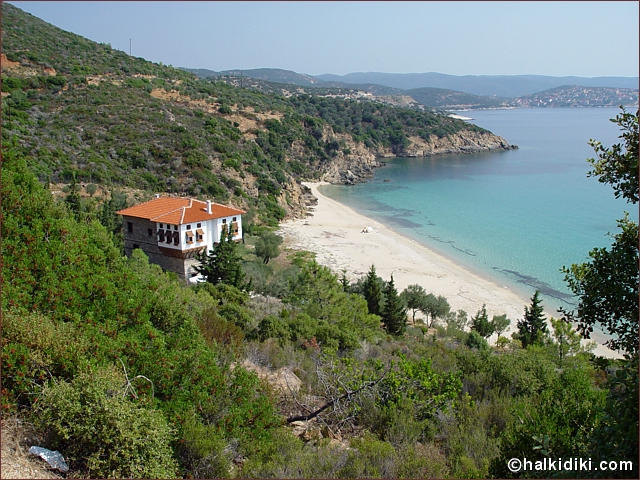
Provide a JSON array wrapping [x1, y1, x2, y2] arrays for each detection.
[[34, 367, 178, 478], [1, 152, 287, 476], [491, 364, 606, 477], [466, 330, 489, 350]]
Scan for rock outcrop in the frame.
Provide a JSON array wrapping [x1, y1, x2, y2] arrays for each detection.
[[321, 128, 516, 185], [320, 132, 382, 185]]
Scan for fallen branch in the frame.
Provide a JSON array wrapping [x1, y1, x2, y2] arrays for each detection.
[[286, 364, 390, 424], [118, 357, 155, 400]]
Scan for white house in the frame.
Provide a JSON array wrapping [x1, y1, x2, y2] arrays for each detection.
[[117, 196, 245, 280]]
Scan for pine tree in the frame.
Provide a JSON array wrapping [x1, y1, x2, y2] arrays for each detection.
[[65, 172, 81, 217], [471, 304, 494, 338], [382, 275, 407, 335], [340, 269, 350, 292], [363, 265, 383, 316], [516, 291, 547, 347], [195, 230, 247, 289]]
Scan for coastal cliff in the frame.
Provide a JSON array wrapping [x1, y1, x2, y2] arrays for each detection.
[[319, 128, 516, 185]]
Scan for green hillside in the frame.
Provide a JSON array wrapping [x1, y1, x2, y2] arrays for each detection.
[[2, 3, 491, 228]]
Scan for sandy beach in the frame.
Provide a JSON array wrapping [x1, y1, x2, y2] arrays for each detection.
[[279, 182, 620, 359]]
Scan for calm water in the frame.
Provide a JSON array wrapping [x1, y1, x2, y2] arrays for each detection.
[[320, 107, 637, 313]]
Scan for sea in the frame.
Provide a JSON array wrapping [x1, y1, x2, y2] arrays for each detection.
[[319, 107, 638, 314]]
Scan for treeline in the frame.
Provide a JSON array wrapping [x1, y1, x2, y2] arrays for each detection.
[[289, 94, 487, 150]]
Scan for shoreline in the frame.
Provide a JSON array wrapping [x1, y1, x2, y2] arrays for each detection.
[[279, 181, 621, 359]]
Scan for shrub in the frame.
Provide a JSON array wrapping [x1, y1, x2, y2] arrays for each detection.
[[177, 413, 233, 478], [1, 311, 91, 409], [257, 315, 292, 344], [466, 330, 489, 350], [33, 366, 178, 478]]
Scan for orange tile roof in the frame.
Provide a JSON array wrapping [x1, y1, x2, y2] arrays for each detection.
[[117, 197, 245, 225]]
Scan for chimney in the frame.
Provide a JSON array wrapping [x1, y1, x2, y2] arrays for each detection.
[[206, 200, 212, 214]]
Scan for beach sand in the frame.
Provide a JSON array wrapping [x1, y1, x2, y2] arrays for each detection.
[[279, 182, 621, 359]]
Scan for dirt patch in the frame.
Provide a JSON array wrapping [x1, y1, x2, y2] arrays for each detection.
[[240, 359, 302, 394], [243, 105, 284, 122], [1, 53, 21, 69], [254, 111, 283, 122], [0, 54, 40, 77], [227, 113, 259, 133], [86, 74, 114, 86], [150, 88, 220, 114], [0, 416, 62, 479]]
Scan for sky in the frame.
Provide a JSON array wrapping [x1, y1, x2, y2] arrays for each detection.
[[9, 1, 640, 77]]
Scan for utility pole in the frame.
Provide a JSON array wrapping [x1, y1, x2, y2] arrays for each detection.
[[129, 38, 132, 56]]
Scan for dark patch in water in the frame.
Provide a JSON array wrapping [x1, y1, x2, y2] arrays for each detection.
[[493, 267, 576, 306], [450, 245, 477, 257], [382, 215, 423, 229], [368, 183, 408, 192], [424, 235, 476, 257]]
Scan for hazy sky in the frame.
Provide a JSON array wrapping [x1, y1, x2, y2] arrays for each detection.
[[10, 1, 640, 77]]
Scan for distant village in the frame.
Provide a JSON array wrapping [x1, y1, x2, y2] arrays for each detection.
[[512, 86, 638, 108]]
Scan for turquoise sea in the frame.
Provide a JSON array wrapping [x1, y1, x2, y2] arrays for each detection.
[[320, 107, 637, 313]]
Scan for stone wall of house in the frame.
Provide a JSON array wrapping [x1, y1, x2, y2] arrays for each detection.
[[123, 217, 159, 257], [123, 217, 193, 279]]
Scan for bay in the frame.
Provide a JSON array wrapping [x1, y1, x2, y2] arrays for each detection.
[[320, 107, 637, 314]]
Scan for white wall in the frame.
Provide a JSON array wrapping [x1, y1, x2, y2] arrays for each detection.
[[154, 215, 242, 253]]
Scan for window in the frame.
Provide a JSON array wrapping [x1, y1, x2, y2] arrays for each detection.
[[185, 231, 194, 244], [127, 221, 133, 233], [222, 219, 227, 224], [148, 228, 153, 236], [159, 223, 163, 229], [196, 228, 204, 242], [186, 224, 191, 230], [197, 223, 201, 228], [174, 225, 178, 231], [158, 230, 165, 242], [165, 230, 172, 243], [233, 217, 237, 221], [173, 231, 179, 245]]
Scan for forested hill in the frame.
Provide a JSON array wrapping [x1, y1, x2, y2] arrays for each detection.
[[1, 3, 512, 226]]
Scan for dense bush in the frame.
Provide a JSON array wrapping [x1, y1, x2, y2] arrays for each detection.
[[33, 367, 178, 478], [1, 151, 283, 475]]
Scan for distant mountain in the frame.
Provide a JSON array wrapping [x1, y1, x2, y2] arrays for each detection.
[[512, 85, 639, 108], [406, 87, 508, 109], [183, 67, 324, 87], [185, 67, 405, 96], [185, 67, 639, 111], [315, 72, 639, 98]]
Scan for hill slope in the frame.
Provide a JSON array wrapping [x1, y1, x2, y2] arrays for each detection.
[[1, 3, 514, 227]]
